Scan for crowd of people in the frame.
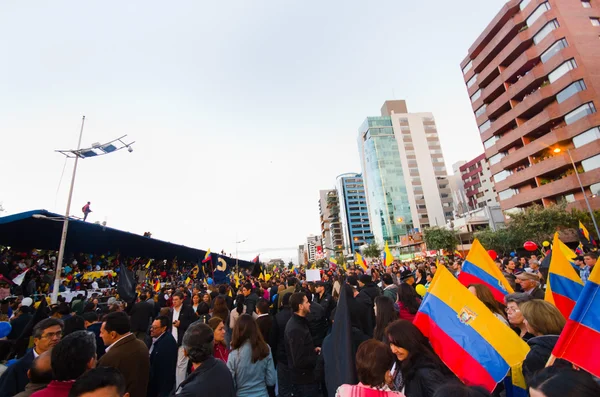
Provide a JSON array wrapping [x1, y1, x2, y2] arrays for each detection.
[[0, 246, 599, 397]]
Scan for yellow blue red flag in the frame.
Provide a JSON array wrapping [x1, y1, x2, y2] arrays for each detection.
[[414, 265, 530, 392], [552, 260, 600, 378], [354, 252, 367, 271], [458, 239, 514, 303], [545, 233, 584, 319], [383, 242, 394, 267]]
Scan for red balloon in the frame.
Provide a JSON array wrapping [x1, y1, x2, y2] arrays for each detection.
[[487, 250, 498, 260], [524, 241, 538, 252]]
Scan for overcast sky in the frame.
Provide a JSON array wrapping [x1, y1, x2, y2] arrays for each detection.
[[0, 0, 506, 263]]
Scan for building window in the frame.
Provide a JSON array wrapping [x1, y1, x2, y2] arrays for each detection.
[[479, 119, 492, 133], [591, 182, 600, 196], [520, 0, 532, 10], [489, 152, 505, 165], [466, 74, 478, 88], [471, 89, 481, 103], [549, 59, 577, 83], [475, 104, 487, 118], [557, 80, 586, 104], [534, 20, 559, 45], [582, 154, 600, 172], [565, 102, 597, 125], [540, 38, 568, 63], [484, 135, 499, 149], [527, 2, 551, 27], [573, 127, 600, 148], [493, 169, 512, 183], [592, 18, 600, 26], [498, 189, 517, 200], [582, 1, 592, 8]]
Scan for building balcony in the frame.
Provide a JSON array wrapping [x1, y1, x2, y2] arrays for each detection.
[[482, 49, 581, 145], [471, 4, 524, 76], [484, 44, 578, 130], [499, 168, 600, 210], [488, 86, 596, 158], [489, 112, 600, 175]]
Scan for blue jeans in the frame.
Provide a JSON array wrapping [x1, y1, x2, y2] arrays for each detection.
[[276, 363, 293, 397], [292, 383, 321, 397]]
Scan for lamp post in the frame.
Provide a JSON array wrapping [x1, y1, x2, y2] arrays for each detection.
[[235, 238, 246, 269], [51, 116, 135, 304], [553, 147, 600, 239]]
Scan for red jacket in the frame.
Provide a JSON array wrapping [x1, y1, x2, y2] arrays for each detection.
[[214, 342, 230, 363], [31, 380, 74, 397]]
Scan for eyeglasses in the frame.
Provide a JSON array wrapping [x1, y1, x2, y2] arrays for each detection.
[[41, 331, 62, 339], [505, 307, 520, 313]]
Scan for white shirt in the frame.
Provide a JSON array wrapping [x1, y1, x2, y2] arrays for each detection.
[[92, 281, 99, 289], [105, 333, 133, 353], [172, 306, 182, 342]]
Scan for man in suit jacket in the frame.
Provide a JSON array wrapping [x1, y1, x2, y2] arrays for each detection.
[[0, 318, 63, 397], [255, 298, 273, 342], [99, 311, 150, 397], [167, 292, 196, 389], [147, 315, 178, 397], [130, 296, 154, 341]]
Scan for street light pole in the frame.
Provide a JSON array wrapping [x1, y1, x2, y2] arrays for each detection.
[[566, 148, 600, 240], [52, 116, 86, 304]]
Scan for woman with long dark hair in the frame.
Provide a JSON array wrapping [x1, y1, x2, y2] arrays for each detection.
[[227, 314, 276, 397], [374, 295, 397, 342], [397, 284, 421, 322], [467, 284, 508, 325], [385, 320, 456, 396]]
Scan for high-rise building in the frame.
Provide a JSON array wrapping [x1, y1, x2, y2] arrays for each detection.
[[305, 235, 323, 263], [449, 161, 469, 216], [357, 100, 454, 244], [318, 190, 344, 254], [297, 244, 306, 266], [461, 0, 600, 212], [336, 173, 374, 254], [460, 154, 500, 209]]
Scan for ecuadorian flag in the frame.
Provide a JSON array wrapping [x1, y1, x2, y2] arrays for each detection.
[[458, 239, 514, 304], [552, 261, 600, 378], [414, 265, 530, 392], [383, 242, 394, 267], [329, 257, 338, 268], [355, 252, 367, 272], [545, 233, 584, 319], [202, 249, 212, 263]]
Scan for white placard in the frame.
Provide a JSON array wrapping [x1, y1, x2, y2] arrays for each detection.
[[306, 269, 321, 282]]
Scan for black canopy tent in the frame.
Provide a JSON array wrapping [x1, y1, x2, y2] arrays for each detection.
[[0, 209, 256, 269]]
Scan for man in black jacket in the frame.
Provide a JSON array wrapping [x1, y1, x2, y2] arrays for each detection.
[[174, 322, 235, 397], [147, 316, 178, 397], [130, 296, 154, 341], [241, 282, 259, 315], [168, 292, 197, 389], [357, 274, 380, 304], [270, 293, 293, 397], [313, 281, 335, 323], [285, 292, 321, 397], [305, 290, 328, 348]]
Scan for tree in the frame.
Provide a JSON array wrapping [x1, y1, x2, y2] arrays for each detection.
[[335, 254, 346, 267], [362, 242, 381, 259], [507, 203, 575, 245], [474, 227, 526, 256], [423, 227, 458, 253]]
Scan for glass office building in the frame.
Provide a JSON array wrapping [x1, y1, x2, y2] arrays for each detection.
[[358, 117, 414, 244], [336, 173, 374, 253]]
